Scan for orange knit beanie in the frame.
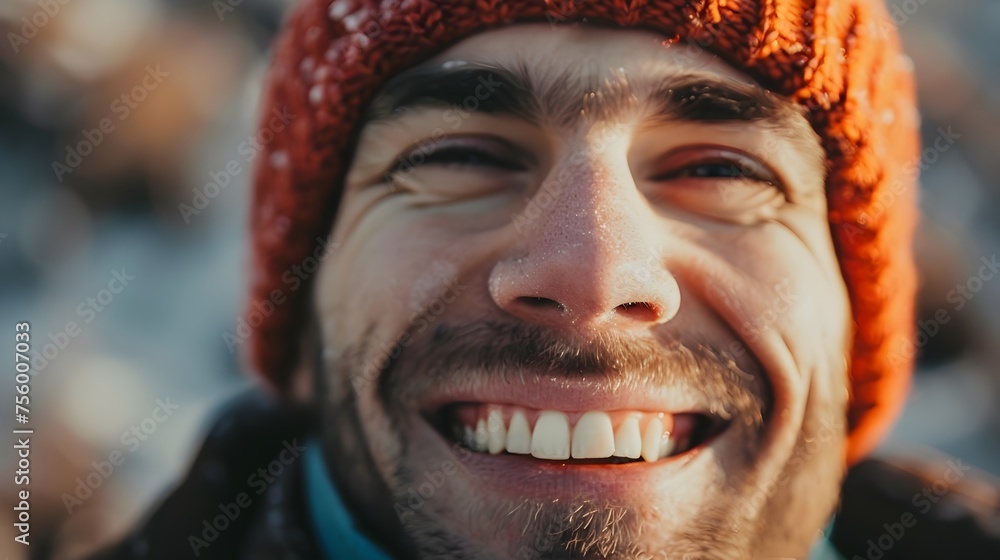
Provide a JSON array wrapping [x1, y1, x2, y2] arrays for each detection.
[[248, 0, 920, 465]]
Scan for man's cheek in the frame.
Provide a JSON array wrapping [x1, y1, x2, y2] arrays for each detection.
[[325, 254, 411, 333], [776, 272, 852, 397], [742, 264, 847, 383]]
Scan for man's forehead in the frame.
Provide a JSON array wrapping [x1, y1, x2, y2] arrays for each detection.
[[425, 23, 746, 79], [363, 24, 814, 141]]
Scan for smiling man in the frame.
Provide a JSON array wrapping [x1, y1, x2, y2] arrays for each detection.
[[308, 24, 855, 559], [90, 1, 923, 559]]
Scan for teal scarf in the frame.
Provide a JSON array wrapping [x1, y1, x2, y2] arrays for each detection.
[[305, 440, 394, 560]]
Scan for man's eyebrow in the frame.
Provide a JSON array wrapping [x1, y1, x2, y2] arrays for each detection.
[[363, 64, 539, 125], [649, 74, 802, 125], [363, 61, 809, 135]]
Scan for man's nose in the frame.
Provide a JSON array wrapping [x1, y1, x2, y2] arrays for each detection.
[[489, 142, 681, 331]]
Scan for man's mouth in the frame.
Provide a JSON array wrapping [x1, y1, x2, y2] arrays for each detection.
[[431, 404, 725, 464]]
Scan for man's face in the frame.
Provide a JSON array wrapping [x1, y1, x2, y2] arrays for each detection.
[[312, 24, 852, 559]]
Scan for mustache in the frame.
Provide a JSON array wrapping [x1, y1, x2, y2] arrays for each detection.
[[374, 320, 770, 428]]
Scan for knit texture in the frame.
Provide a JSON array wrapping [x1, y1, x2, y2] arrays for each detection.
[[249, 0, 920, 464]]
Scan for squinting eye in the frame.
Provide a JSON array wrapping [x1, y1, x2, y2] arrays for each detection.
[[681, 162, 748, 179], [642, 146, 787, 223], [650, 149, 778, 186], [382, 135, 536, 198], [417, 147, 526, 171], [389, 136, 532, 178]]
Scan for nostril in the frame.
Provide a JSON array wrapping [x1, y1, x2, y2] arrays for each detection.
[[515, 296, 567, 313], [616, 301, 660, 322]]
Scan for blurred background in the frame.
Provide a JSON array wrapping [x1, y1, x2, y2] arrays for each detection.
[[0, 0, 998, 558]]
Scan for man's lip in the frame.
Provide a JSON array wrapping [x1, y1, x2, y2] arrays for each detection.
[[416, 374, 712, 417]]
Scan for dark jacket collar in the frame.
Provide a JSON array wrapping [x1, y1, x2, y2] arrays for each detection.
[[86, 390, 320, 560]]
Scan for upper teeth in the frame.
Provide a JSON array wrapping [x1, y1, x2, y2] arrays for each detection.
[[506, 410, 531, 454], [459, 408, 677, 462], [486, 408, 506, 455], [531, 411, 571, 460], [572, 411, 616, 459], [613, 416, 642, 459]]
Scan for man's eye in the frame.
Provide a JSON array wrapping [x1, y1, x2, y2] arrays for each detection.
[[383, 136, 535, 198], [390, 136, 531, 178], [417, 147, 525, 171], [642, 148, 787, 223], [682, 162, 750, 179], [654, 157, 775, 184]]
